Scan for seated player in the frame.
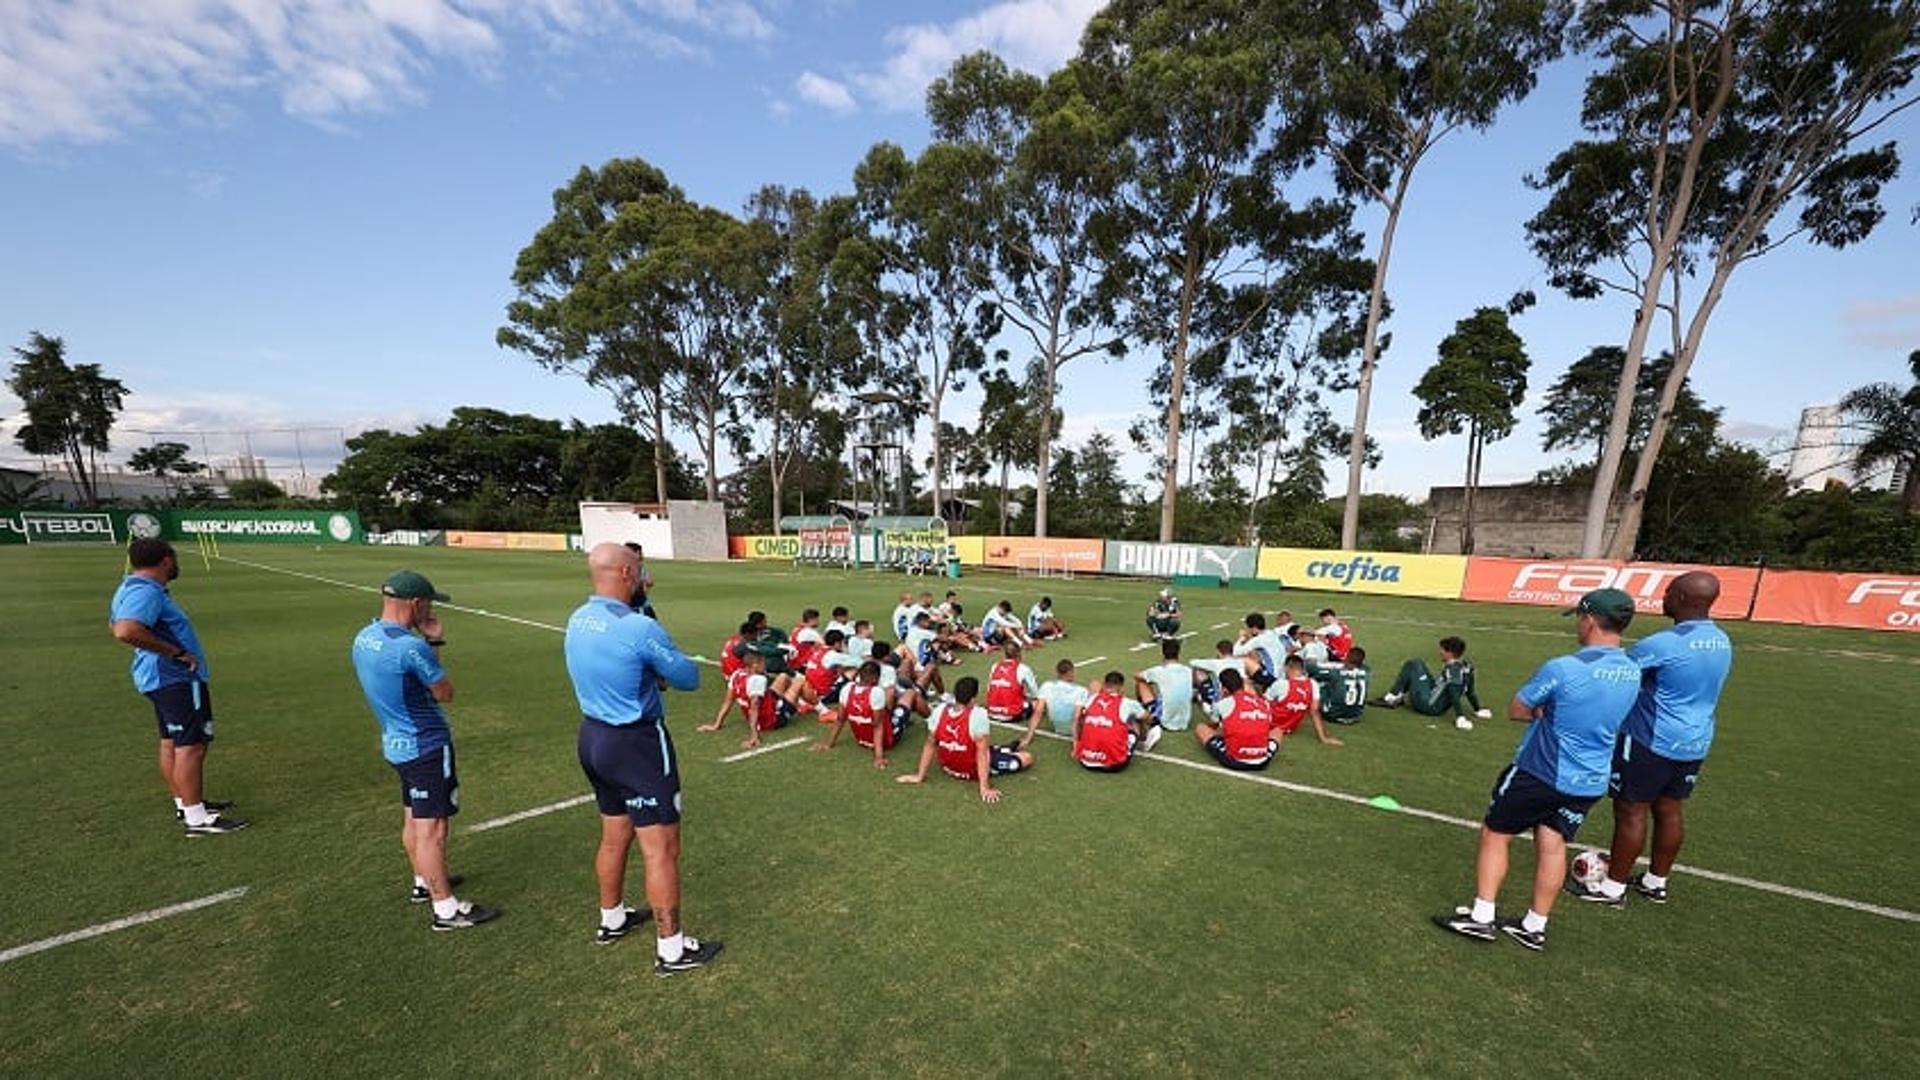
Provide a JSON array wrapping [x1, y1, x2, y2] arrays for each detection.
[[900, 612, 947, 695], [941, 602, 986, 654], [897, 676, 1034, 803], [811, 661, 905, 768], [1032, 658, 1090, 744], [891, 593, 919, 641], [1266, 655, 1343, 747], [980, 600, 1035, 650], [984, 641, 1041, 732], [867, 643, 931, 720], [701, 649, 794, 749], [918, 591, 948, 630], [791, 609, 825, 665], [1027, 596, 1067, 641], [1074, 671, 1151, 772], [1135, 637, 1194, 750], [843, 620, 878, 660], [934, 590, 961, 626], [1194, 668, 1277, 771], [1233, 613, 1290, 692], [719, 614, 763, 678], [800, 629, 866, 719], [1293, 623, 1330, 666], [1380, 636, 1492, 727], [824, 605, 857, 641], [1307, 646, 1371, 726], [1189, 639, 1240, 709], [1316, 608, 1354, 661], [1145, 588, 1182, 641]]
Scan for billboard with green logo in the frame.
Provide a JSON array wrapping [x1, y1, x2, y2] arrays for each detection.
[[0, 508, 364, 546]]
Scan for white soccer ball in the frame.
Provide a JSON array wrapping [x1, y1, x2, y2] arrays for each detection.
[[1572, 850, 1610, 888]]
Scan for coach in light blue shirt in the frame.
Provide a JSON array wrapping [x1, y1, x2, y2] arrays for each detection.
[[1577, 571, 1734, 908], [564, 543, 719, 975]]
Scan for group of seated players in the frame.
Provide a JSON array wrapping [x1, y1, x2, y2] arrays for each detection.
[[698, 587, 1496, 802]]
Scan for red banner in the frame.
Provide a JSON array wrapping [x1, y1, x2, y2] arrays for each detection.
[[1460, 557, 1759, 620], [1750, 570, 1920, 632], [983, 536, 1104, 570]]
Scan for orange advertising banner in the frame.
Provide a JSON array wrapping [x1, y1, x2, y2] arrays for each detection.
[[982, 536, 1104, 570], [1460, 557, 1759, 620], [1750, 570, 1920, 632], [446, 530, 569, 552]]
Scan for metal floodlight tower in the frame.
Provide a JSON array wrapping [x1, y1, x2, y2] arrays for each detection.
[[851, 390, 909, 518]]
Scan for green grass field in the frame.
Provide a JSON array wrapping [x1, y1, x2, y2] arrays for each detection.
[[4, 545, 1917, 1077]]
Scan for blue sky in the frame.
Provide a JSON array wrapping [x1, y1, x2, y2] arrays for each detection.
[[2, 0, 1916, 500]]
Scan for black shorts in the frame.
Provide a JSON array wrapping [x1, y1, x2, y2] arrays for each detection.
[[147, 681, 214, 746], [1205, 734, 1273, 771], [577, 717, 682, 828], [989, 747, 1027, 776], [393, 745, 460, 819], [1611, 735, 1704, 803], [1484, 765, 1597, 840]]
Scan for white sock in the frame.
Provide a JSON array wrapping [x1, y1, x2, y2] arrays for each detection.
[[601, 905, 628, 930], [1470, 897, 1495, 924], [1521, 909, 1548, 933], [657, 931, 686, 963], [413, 875, 427, 889], [1598, 875, 1627, 899], [182, 803, 211, 827], [1643, 872, 1668, 890], [173, 797, 186, 811], [432, 895, 462, 920]]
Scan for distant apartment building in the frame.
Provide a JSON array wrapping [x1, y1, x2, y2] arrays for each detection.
[[1786, 404, 1903, 493]]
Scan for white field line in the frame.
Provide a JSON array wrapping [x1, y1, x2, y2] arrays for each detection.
[[988, 720, 1920, 925], [0, 887, 250, 965], [719, 736, 809, 763], [1210, 621, 1233, 630], [217, 555, 569, 632], [1074, 655, 1108, 667], [1129, 631, 1196, 652], [221, 554, 1920, 923], [466, 794, 597, 833]]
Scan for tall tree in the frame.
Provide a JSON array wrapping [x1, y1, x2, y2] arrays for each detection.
[[928, 52, 1125, 536], [973, 364, 1049, 535], [1291, 0, 1570, 550], [499, 159, 682, 502], [1838, 348, 1920, 511], [1411, 306, 1532, 553], [7, 332, 127, 507], [1528, 0, 1920, 557], [1080, 0, 1362, 541], [127, 441, 205, 500], [1538, 346, 1713, 470]]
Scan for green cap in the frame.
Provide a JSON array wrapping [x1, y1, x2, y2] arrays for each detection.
[[381, 570, 449, 602], [1565, 587, 1635, 621]]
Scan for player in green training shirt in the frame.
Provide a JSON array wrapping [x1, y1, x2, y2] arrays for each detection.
[[1306, 646, 1370, 725], [1378, 637, 1492, 723]]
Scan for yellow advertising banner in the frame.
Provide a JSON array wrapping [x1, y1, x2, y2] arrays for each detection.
[[446, 530, 569, 552], [1255, 547, 1468, 600], [949, 535, 985, 566], [738, 534, 800, 560]]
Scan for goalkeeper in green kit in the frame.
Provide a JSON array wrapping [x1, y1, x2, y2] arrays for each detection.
[[1377, 637, 1491, 728]]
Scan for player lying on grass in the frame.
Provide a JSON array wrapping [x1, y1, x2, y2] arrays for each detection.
[[1145, 588, 1182, 640], [1377, 636, 1491, 727], [981, 600, 1036, 650], [811, 661, 906, 768], [1265, 655, 1343, 747], [1233, 612, 1292, 692], [985, 641, 1040, 731], [897, 676, 1034, 803], [1032, 658, 1090, 742], [1433, 588, 1640, 952], [1028, 596, 1067, 640], [1135, 637, 1193, 749], [1074, 671, 1153, 772], [1306, 647, 1370, 726], [1193, 668, 1278, 771], [701, 649, 795, 749]]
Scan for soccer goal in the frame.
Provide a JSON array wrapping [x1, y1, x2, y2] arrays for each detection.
[[1016, 552, 1074, 580]]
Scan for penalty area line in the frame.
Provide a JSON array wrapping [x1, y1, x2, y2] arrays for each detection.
[[0, 887, 251, 966], [217, 555, 568, 634], [720, 736, 809, 763]]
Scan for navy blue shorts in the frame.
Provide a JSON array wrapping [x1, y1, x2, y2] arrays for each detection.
[[393, 745, 460, 819], [577, 717, 681, 828], [988, 747, 1026, 776], [1485, 765, 1597, 840], [1204, 734, 1273, 772], [147, 681, 213, 746], [1611, 735, 1704, 803]]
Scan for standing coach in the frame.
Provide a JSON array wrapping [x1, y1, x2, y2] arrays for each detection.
[[565, 543, 719, 974], [109, 538, 246, 835]]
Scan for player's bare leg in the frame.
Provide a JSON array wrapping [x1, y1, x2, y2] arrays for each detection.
[[637, 823, 682, 937], [1528, 828, 1568, 920], [1473, 827, 1510, 905], [596, 813, 635, 909], [1649, 796, 1686, 877], [172, 743, 207, 806], [1606, 799, 1651, 885], [157, 738, 176, 795], [405, 813, 453, 902]]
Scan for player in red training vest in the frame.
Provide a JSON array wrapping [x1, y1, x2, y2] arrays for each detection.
[[699, 650, 793, 750], [1075, 671, 1151, 772], [1316, 608, 1354, 661], [811, 661, 903, 768], [790, 608, 824, 667], [1267, 655, 1343, 747], [897, 676, 1033, 803], [985, 641, 1040, 728], [1193, 668, 1277, 771]]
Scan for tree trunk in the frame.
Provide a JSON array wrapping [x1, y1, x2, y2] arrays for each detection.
[[1462, 424, 1481, 556], [998, 458, 1010, 535], [929, 391, 944, 521], [1035, 353, 1058, 538], [1903, 458, 1920, 513], [650, 394, 669, 503], [1581, 256, 1672, 556], [1340, 169, 1414, 550], [1160, 248, 1199, 543]]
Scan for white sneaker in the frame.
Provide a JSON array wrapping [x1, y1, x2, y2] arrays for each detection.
[[1141, 726, 1164, 753], [1383, 693, 1403, 706], [1474, 708, 1493, 720], [1455, 716, 1475, 731]]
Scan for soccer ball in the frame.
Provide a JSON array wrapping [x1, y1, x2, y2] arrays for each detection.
[[1571, 850, 1610, 887]]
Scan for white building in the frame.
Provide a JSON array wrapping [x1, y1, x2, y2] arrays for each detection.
[[1786, 404, 1901, 493]]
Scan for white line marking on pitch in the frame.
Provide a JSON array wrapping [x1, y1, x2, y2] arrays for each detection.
[[721, 736, 809, 763], [986, 721, 1920, 925], [1074, 655, 1107, 666], [467, 794, 597, 833], [1130, 632, 1195, 651], [0, 887, 250, 965], [218, 556, 570, 632], [1210, 621, 1232, 630]]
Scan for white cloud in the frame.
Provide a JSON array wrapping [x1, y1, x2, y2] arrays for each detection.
[[0, 0, 775, 148], [852, 0, 1103, 111], [794, 70, 855, 113]]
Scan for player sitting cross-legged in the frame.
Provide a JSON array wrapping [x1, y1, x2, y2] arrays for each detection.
[[1027, 596, 1067, 641], [1193, 668, 1277, 772], [701, 649, 794, 750], [811, 661, 905, 769], [1074, 671, 1152, 772]]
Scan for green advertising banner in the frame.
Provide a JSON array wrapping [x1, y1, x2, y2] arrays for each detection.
[[0, 508, 364, 546]]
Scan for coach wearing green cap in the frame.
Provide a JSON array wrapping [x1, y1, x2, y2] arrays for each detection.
[[1433, 587, 1641, 953], [350, 569, 499, 931]]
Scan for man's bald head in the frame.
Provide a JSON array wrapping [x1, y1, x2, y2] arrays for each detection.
[[588, 542, 640, 601], [1663, 571, 1720, 621]]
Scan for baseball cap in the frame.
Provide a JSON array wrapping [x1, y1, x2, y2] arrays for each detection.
[[381, 570, 449, 602], [1564, 587, 1634, 621]]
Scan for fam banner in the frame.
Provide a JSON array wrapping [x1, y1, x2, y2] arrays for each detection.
[[1460, 557, 1759, 619], [446, 531, 568, 552], [732, 534, 800, 560], [1105, 541, 1258, 580], [983, 536, 1104, 571], [1751, 570, 1920, 632], [1256, 547, 1468, 599]]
